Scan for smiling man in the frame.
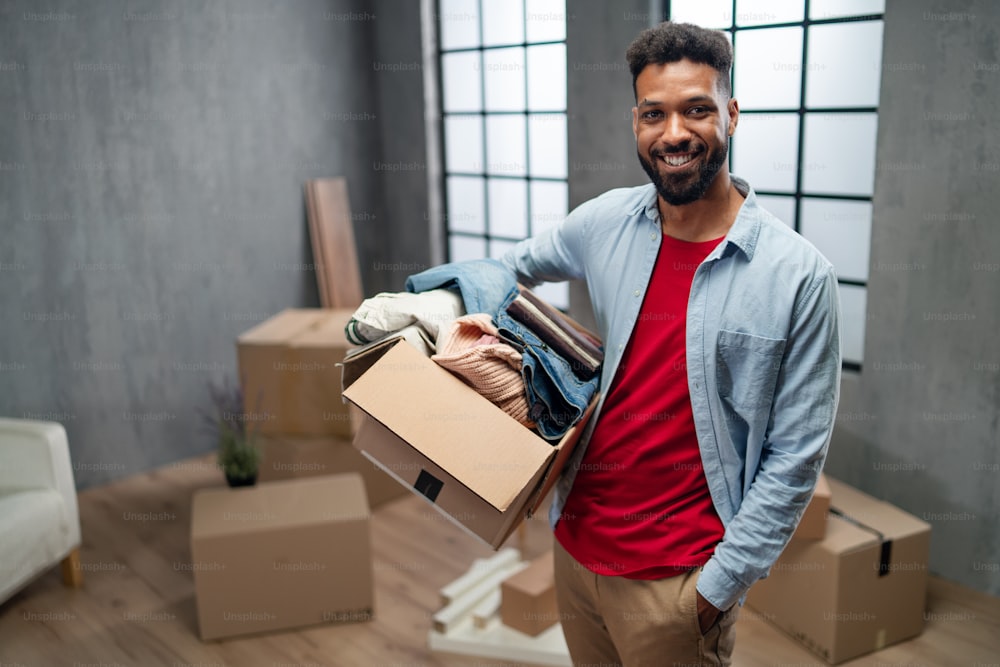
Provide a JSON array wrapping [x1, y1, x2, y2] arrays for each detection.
[[501, 22, 842, 666]]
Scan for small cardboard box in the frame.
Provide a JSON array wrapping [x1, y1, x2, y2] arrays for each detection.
[[256, 432, 408, 509], [237, 308, 359, 437], [341, 337, 595, 549], [793, 473, 831, 541], [747, 477, 931, 664], [190, 475, 373, 640], [501, 551, 558, 636]]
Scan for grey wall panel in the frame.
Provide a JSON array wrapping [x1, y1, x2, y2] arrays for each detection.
[[826, 0, 1000, 596], [0, 0, 426, 488], [367, 0, 432, 294], [566, 0, 654, 330], [567, 0, 652, 208]]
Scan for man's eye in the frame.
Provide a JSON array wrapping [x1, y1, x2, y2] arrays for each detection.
[[642, 110, 662, 119], [689, 107, 709, 115]]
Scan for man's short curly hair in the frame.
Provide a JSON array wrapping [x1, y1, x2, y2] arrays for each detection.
[[626, 22, 733, 99]]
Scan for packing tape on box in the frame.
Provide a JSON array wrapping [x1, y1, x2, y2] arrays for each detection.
[[829, 507, 893, 577]]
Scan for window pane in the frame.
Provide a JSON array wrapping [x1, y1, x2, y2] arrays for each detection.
[[800, 199, 872, 281], [442, 51, 482, 113], [489, 238, 518, 260], [755, 195, 796, 228], [733, 27, 803, 110], [736, 0, 803, 26], [486, 115, 527, 176], [445, 115, 483, 173], [484, 47, 526, 112], [449, 235, 487, 262], [446, 176, 485, 234], [670, 0, 732, 28], [802, 113, 878, 196], [810, 0, 885, 21], [530, 180, 568, 235], [838, 284, 867, 364], [527, 43, 566, 111], [482, 0, 524, 46], [528, 114, 567, 178], [732, 112, 799, 192], [439, 0, 480, 50], [488, 179, 529, 238], [806, 21, 883, 109], [526, 0, 566, 42]]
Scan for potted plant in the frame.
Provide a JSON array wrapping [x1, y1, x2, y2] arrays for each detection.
[[202, 377, 262, 487]]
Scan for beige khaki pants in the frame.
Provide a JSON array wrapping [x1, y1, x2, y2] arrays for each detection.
[[553, 540, 739, 667]]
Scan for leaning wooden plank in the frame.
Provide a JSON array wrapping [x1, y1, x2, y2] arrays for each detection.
[[304, 180, 331, 307], [304, 177, 364, 308], [439, 548, 521, 605]]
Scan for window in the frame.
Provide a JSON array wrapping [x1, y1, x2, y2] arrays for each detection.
[[437, 0, 569, 308], [668, 0, 885, 370]]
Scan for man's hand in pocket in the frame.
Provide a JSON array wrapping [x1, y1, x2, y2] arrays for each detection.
[[696, 591, 722, 635]]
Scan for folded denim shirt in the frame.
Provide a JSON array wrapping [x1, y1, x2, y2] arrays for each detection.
[[405, 258, 516, 316], [406, 259, 601, 440]]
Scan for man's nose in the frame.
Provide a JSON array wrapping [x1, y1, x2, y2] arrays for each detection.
[[659, 113, 692, 145]]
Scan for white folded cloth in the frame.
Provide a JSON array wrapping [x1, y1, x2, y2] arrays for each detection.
[[346, 289, 465, 346]]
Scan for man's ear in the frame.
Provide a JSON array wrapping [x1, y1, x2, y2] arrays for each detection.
[[727, 98, 739, 137]]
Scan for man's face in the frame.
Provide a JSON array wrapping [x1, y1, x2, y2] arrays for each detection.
[[632, 59, 739, 206]]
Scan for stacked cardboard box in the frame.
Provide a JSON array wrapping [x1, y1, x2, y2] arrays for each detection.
[[748, 476, 931, 664], [792, 473, 832, 541], [237, 309, 407, 509], [256, 432, 407, 508], [237, 308, 359, 437], [191, 475, 373, 640]]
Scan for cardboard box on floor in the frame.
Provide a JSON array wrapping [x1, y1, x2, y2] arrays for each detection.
[[237, 309, 359, 437], [341, 337, 595, 550], [747, 477, 931, 664], [792, 472, 831, 541], [190, 475, 373, 641], [501, 551, 558, 637], [256, 432, 408, 509]]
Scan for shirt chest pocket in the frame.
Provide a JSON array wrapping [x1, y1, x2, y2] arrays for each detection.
[[716, 329, 787, 414]]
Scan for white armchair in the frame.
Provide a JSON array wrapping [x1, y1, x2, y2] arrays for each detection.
[[0, 418, 83, 604]]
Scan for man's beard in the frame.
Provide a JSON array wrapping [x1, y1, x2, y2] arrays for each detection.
[[637, 140, 729, 206]]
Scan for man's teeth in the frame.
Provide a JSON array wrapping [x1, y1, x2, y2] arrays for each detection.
[[662, 154, 694, 167]]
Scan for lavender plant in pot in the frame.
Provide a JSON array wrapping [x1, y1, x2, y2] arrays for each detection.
[[202, 378, 262, 488]]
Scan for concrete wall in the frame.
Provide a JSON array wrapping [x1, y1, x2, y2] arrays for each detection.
[[369, 0, 435, 286], [825, 0, 1000, 596], [0, 0, 428, 487], [566, 0, 658, 329]]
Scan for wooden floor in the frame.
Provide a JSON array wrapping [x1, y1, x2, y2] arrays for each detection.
[[1, 455, 998, 667]]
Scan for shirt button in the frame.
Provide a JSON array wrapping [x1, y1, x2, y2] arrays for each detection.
[[650, 232, 657, 240], [633, 289, 640, 297]]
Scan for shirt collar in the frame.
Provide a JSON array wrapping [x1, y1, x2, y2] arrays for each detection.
[[633, 175, 763, 262], [722, 175, 762, 262]]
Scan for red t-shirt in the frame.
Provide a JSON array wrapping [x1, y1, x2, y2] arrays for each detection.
[[554, 233, 726, 579]]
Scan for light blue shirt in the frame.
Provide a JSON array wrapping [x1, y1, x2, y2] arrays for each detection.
[[502, 176, 841, 611]]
